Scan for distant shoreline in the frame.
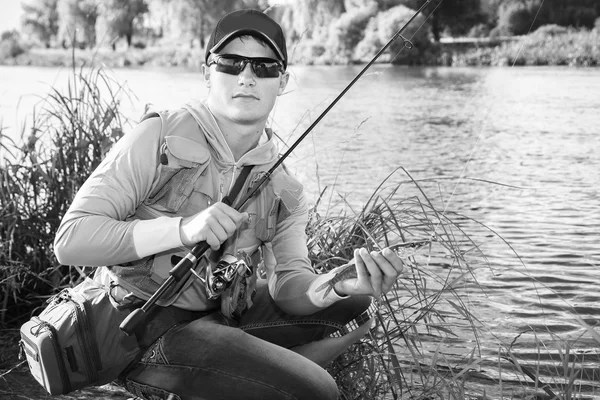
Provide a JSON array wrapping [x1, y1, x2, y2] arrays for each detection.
[[2, 29, 599, 69]]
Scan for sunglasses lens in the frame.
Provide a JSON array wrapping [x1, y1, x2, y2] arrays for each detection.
[[214, 57, 245, 75], [251, 60, 281, 78], [212, 55, 282, 78]]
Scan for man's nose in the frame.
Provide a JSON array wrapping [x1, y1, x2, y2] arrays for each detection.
[[237, 63, 256, 86]]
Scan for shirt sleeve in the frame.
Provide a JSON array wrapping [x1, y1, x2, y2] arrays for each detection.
[[267, 191, 347, 315], [53, 117, 184, 266]]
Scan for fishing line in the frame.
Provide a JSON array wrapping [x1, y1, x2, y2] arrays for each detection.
[[364, 0, 549, 252], [438, 0, 547, 215], [273, 1, 448, 212], [416, 0, 557, 365]]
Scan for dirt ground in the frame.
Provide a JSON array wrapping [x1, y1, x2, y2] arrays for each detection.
[[0, 330, 133, 400]]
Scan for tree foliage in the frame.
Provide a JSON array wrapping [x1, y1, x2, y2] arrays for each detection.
[[174, 0, 237, 48], [14, 0, 600, 62], [375, 4, 431, 63], [56, 0, 99, 48], [325, 3, 378, 63], [492, 0, 600, 31], [0, 30, 26, 59], [102, 0, 148, 48], [21, 0, 59, 48], [280, 0, 346, 43], [399, 0, 486, 40]]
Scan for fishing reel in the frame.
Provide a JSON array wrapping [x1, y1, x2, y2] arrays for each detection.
[[205, 253, 252, 300]]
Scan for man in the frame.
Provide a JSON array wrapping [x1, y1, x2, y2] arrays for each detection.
[[54, 9, 404, 400]]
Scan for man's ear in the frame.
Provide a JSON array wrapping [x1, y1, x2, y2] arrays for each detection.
[[278, 71, 290, 96], [202, 64, 210, 87]]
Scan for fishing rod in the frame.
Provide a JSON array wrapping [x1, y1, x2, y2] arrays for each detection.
[[120, 0, 431, 336]]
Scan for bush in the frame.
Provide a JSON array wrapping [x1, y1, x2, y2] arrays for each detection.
[[485, 28, 600, 67], [0, 38, 25, 60], [533, 24, 569, 37], [0, 30, 25, 60]]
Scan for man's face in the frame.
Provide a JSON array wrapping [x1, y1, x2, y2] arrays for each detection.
[[203, 36, 289, 128]]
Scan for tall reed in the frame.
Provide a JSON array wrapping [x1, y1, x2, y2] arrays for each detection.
[[0, 65, 131, 326], [304, 168, 486, 398], [307, 169, 600, 399]]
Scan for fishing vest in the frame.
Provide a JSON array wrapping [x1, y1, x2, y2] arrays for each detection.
[[107, 106, 304, 308]]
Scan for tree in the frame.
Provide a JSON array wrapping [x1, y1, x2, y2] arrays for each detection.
[[400, 0, 486, 40], [491, 0, 600, 30], [326, 3, 378, 62], [375, 4, 431, 63], [173, 0, 244, 48], [102, 0, 148, 48], [57, 0, 100, 48], [21, 0, 59, 48], [279, 0, 346, 43]]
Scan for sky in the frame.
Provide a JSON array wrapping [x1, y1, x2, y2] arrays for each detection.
[[0, 0, 23, 32]]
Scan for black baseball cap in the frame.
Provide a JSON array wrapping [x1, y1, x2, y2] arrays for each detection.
[[205, 9, 288, 69]]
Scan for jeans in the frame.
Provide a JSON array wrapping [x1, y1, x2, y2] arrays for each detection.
[[121, 280, 371, 400]]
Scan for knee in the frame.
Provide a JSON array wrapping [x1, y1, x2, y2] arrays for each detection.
[[340, 315, 375, 345], [296, 369, 339, 400], [351, 295, 373, 316], [332, 295, 372, 323]]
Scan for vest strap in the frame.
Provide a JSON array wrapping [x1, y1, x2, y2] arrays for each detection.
[[223, 165, 254, 207]]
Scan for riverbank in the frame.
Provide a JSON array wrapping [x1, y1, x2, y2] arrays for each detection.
[[2, 60, 600, 400], [1, 27, 599, 68]]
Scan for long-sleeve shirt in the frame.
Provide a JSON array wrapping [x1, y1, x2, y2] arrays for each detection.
[[54, 101, 345, 314]]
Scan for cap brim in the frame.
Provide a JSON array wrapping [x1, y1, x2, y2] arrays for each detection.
[[209, 29, 286, 67]]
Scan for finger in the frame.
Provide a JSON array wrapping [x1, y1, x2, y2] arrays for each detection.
[[208, 207, 241, 236], [361, 248, 383, 297], [205, 217, 229, 243], [372, 251, 397, 277], [371, 250, 398, 291], [216, 214, 238, 237], [353, 248, 369, 283], [216, 203, 249, 226], [205, 232, 222, 251], [382, 248, 405, 274]]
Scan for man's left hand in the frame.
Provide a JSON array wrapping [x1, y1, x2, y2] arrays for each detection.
[[334, 248, 405, 298]]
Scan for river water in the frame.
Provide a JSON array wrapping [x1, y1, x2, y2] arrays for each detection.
[[1, 65, 599, 398]]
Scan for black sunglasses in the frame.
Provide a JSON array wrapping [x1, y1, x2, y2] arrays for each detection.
[[208, 54, 284, 78]]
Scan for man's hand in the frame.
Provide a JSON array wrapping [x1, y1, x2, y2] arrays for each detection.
[[334, 248, 404, 297], [179, 203, 249, 249]]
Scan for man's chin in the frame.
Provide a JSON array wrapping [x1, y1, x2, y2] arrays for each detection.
[[230, 110, 267, 125]]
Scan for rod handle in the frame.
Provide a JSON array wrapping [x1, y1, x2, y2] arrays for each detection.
[[120, 308, 148, 336]]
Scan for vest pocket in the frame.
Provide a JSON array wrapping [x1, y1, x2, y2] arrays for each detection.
[[145, 144, 209, 213], [255, 196, 280, 243]]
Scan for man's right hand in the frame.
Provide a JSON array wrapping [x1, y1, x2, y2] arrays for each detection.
[[179, 203, 249, 249]]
